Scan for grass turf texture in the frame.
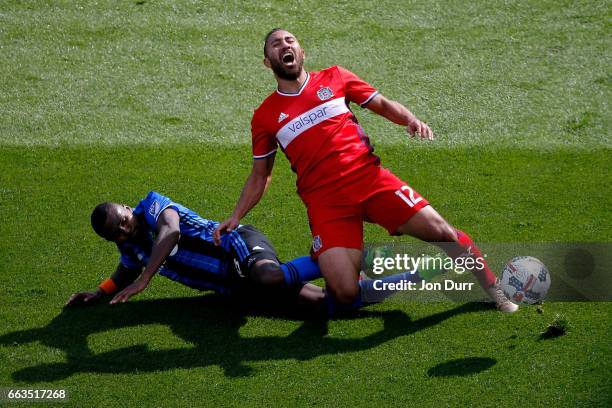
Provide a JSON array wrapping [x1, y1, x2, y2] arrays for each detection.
[[1, 0, 610, 147], [1, 0, 611, 406], [1, 145, 611, 407]]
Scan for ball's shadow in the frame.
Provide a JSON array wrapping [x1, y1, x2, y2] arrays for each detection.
[[427, 357, 497, 377]]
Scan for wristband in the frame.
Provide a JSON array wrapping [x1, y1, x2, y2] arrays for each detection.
[[98, 279, 117, 295]]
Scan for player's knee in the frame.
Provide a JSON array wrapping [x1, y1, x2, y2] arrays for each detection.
[[327, 281, 359, 305], [250, 261, 284, 286], [429, 218, 457, 242], [439, 222, 458, 242]]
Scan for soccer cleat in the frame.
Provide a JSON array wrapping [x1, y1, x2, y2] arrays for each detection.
[[487, 280, 520, 313]]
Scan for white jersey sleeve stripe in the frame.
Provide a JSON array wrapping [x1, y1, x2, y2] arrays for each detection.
[[253, 149, 277, 159], [275, 97, 350, 149], [359, 91, 379, 107]]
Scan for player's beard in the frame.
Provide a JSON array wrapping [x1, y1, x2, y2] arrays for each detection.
[[269, 55, 304, 80]]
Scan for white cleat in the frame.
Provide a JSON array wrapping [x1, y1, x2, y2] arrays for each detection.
[[487, 280, 520, 313]]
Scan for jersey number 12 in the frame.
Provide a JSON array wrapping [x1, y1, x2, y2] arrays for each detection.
[[395, 185, 423, 208]]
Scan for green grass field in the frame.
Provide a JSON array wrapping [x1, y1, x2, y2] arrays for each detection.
[[1, 0, 610, 406]]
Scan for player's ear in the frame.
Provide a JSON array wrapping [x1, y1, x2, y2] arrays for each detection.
[[263, 57, 271, 69]]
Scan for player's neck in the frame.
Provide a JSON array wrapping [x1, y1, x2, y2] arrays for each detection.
[[276, 70, 308, 94]]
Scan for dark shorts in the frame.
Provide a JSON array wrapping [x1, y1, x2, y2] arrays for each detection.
[[229, 224, 280, 280], [227, 225, 305, 304], [159, 225, 294, 298]]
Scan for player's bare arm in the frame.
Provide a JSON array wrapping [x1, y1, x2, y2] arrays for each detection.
[[213, 154, 275, 245], [366, 94, 434, 140], [111, 208, 180, 303], [64, 263, 140, 307]]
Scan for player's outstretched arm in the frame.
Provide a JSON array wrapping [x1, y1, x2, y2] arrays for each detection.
[[64, 263, 141, 307], [365, 94, 434, 140], [111, 208, 180, 304], [213, 155, 275, 245]]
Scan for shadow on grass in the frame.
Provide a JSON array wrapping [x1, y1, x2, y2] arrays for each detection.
[[0, 295, 490, 383], [427, 357, 497, 377]]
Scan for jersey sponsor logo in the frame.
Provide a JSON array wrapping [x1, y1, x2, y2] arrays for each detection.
[[312, 235, 323, 253], [276, 97, 349, 148], [278, 112, 289, 123], [317, 86, 334, 101], [149, 200, 160, 217]]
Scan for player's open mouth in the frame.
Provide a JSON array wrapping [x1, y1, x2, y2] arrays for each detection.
[[282, 52, 295, 66]]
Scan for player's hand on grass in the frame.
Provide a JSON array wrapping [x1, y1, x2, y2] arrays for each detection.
[[213, 217, 240, 246], [110, 279, 148, 304], [64, 291, 101, 307], [406, 119, 434, 140]]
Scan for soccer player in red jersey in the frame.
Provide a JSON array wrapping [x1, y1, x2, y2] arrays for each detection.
[[214, 28, 518, 313]]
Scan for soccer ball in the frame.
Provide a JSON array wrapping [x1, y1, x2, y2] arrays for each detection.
[[500, 256, 551, 305]]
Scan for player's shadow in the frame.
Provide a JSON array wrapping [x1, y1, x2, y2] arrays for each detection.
[[0, 295, 489, 383]]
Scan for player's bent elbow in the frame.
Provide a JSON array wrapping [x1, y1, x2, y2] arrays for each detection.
[[161, 228, 180, 246], [170, 228, 181, 240]]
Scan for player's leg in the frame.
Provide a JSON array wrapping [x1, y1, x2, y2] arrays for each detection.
[[395, 206, 498, 289], [308, 202, 429, 315], [307, 202, 365, 309], [317, 247, 362, 305], [318, 247, 427, 315], [234, 225, 321, 288], [364, 172, 517, 312], [400, 208, 517, 312], [279, 257, 321, 286], [255, 243, 423, 316], [249, 258, 321, 287]]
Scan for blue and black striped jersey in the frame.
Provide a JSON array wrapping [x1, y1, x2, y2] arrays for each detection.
[[117, 191, 250, 294]]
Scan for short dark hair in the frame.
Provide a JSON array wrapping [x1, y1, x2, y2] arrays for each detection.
[[91, 202, 113, 238], [263, 28, 284, 57]]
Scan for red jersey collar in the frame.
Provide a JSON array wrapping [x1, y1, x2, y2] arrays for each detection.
[[276, 72, 310, 96]]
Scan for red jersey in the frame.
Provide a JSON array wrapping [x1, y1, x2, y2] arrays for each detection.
[[251, 66, 381, 204]]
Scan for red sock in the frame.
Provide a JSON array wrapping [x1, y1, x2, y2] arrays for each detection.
[[444, 229, 497, 289]]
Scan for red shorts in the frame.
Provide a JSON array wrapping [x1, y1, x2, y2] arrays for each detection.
[[305, 167, 429, 257]]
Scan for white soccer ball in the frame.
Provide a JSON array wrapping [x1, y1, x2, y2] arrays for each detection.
[[500, 256, 551, 305]]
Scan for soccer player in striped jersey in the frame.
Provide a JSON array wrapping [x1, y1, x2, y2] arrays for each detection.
[[65, 191, 324, 307], [67, 191, 431, 313], [214, 28, 518, 313]]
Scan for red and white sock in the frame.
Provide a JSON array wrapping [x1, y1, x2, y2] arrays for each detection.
[[444, 229, 497, 289]]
